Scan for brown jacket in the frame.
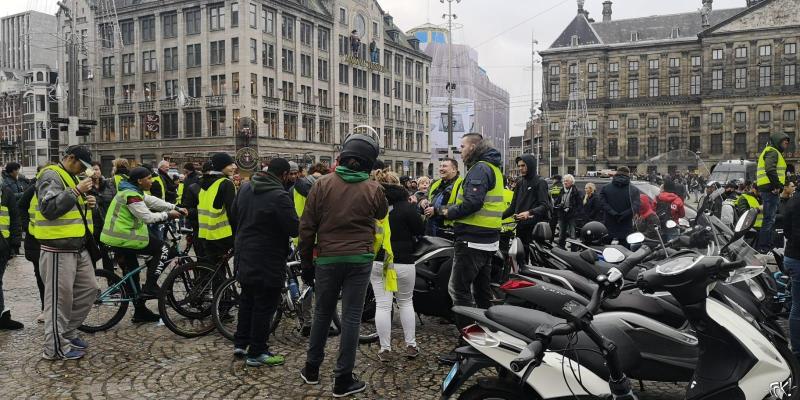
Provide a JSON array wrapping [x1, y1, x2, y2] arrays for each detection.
[[298, 172, 388, 266]]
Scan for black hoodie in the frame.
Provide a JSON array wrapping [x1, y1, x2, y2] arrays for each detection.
[[383, 184, 425, 263], [599, 174, 641, 232], [444, 146, 503, 244], [502, 155, 551, 228]]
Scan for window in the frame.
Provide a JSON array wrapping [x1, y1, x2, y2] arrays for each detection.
[[122, 84, 135, 102], [588, 63, 597, 73], [609, 62, 619, 73], [669, 58, 680, 68], [164, 80, 177, 99], [300, 54, 312, 78], [416, 63, 423, 81], [759, 132, 771, 147], [628, 118, 639, 129], [710, 134, 722, 154], [668, 136, 680, 151], [210, 75, 226, 95], [587, 81, 597, 100], [164, 47, 178, 70], [395, 55, 403, 75], [142, 50, 156, 73], [187, 44, 201, 68], [120, 20, 133, 45], [735, 46, 747, 58], [281, 81, 293, 100], [609, 120, 619, 129], [394, 81, 401, 99], [549, 83, 560, 101], [231, 3, 239, 27], [760, 66, 772, 87], [734, 132, 747, 154], [231, 38, 239, 62], [690, 116, 701, 129], [264, 77, 275, 97], [319, 118, 331, 143], [735, 67, 747, 89], [250, 73, 258, 97], [549, 122, 560, 132], [300, 22, 313, 46], [249, 39, 257, 63], [784, 110, 797, 121], [103, 87, 115, 105], [318, 28, 329, 51], [735, 112, 747, 124], [383, 78, 390, 97], [162, 13, 177, 38], [262, 43, 274, 67], [712, 49, 723, 60], [689, 136, 701, 152], [339, 7, 347, 24], [102, 56, 114, 78], [759, 44, 772, 57], [118, 115, 134, 141], [371, 73, 380, 92], [608, 138, 618, 157], [629, 61, 639, 72], [122, 53, 135, 75], [759, 111, 771, 123], [210, 40, 225, 65], [628, 79, 638, 98], [568, 139, 576, 157], [185, 9, 200, 35], [249, 3, 257, 28], [669, 117, 679, 128], [208, 110, 226, 136], [187, 77, 201, 97], [142, 82, 157, 101], [338, 93, 349, 112], [405, 84, 412, 101], [648, 78, 659, 97], [318, 59, 328, 81], [630, 31, 639, 41], [406, 59, 413, 78], [550, 65, 560, 76], [185, 111, 201, 138], [690, 75, 701, 95], [785, 64, 796, 86], [141, 16, 155, 41], [262, 6, 274, 34], [647, 136, 659, 157], [711, 113, 723, 124], [786, 43, 797, 55], [209, 4, 225, 30], [711, 69, 723, 90], [371, 99, 381, 117], [669, 76, 680, 96], [281, 48, 294, 72], [282, 15, 295, 40], [627, 137, 639, 157], [609, 80, 619, 99], [691, 56, 701, 67], [648, 118, 659, 128], [353, 96, 367, 115], [649, 59, 659, 70], [338, 64, 349, 85], [568, 64, 577, 75]]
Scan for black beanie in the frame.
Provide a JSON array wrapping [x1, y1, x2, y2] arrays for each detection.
[[211, 153, 235, 171], [129, 167, 151, 181], [267, 158, 291, 177]]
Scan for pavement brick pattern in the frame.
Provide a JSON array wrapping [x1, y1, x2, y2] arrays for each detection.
[[0, 257, 685, 399]]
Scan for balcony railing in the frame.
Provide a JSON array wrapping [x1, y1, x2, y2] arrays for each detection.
[[302, 103, 317, 114], [284, 99, 298, 112], [184, 97, 201, 108], [100, 105, 113, 114], [139, 100, 155, 112], [205, 95, 226, 108], [319, 106, 332, 117], [160, 99, 176, 109], [118, 103, 134, 113], [263, 96, 279, 109], [354, 114, 368, 125], [385, 118, 394, 126]]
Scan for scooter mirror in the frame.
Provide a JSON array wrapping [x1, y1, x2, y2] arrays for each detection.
[[665, 220, 678, 229], [626, 232, 646, 245], [678, 218, 690, 228], [734, 209, 758, 233], [602, 247, 626, 263]]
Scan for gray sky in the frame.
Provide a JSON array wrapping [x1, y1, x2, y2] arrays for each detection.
[[4, 0, 746, 137]]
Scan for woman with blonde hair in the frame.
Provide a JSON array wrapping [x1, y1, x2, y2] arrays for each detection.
[[370, 168, 425, 360], [582, 182, 603, 225], [111, 158, 131, 190]]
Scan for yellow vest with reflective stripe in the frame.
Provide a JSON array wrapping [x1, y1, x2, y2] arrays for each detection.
[[291, 188, 307, 247], [374, 213, 394, 265], [739, 193, 763, 228], [33, 165, 91, 240], [100, 189, 149, 249], [756, 146, 787, 188], [454, 161, 505, 230], [198, 177, 232, 240], [28, 193, 38, 237], [501, 188, 516, 233], [429, 176, 463, 227], [113, 174, 126, 190], [176, 183, 184, 205], [151, 174, 166, 200], [550, 184, 562, 198], [0, 202, 9, 239]]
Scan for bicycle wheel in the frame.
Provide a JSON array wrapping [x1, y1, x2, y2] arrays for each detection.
[[79, 269, 130, 333], [213, 277, 241, 342], [158, 261, 217, 338]]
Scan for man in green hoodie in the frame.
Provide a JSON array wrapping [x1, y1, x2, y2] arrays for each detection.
[[298, 133, 387, 397], [756, 132, 790, 253]]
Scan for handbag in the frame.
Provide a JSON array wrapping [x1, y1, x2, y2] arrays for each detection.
[[77, 199, 102, 264]]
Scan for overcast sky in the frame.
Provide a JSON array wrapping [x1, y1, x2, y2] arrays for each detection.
[[4, 0, 747, 137]]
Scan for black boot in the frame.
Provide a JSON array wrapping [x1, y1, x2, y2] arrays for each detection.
[[132, 302, 161, 323], [0, 310, 24, 330]]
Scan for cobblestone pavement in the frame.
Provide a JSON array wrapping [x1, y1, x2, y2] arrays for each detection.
[[0, 256, 686, 399]]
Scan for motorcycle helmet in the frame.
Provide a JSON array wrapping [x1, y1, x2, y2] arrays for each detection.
[[580, 221, 608, 245], [339, 132, 379, 171]]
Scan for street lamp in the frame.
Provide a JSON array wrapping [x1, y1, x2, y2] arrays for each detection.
[[442, 0, 460, 159]]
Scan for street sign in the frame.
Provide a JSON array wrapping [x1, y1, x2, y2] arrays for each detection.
[[51, 117, 69, 124]]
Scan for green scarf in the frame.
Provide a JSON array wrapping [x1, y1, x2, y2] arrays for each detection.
[[335, 166, 369, 183]]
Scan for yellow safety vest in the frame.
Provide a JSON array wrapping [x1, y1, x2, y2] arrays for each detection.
[[151, 174, 166, 200], [756, 146, 787, 188], [454, 161, 505, 230], [739, 193, 763, 228], [33, 165, 92, 240], [198, 177, 233, 240], [113, 174, 126, 190], [429, 176, 464, 227], [28, 192, 38, 237], [501, 188, 516, 233], [100, 189, 149, 249], [176, 182, 184, 205], [550, 184, 562, 198], [291, 188, 307, 247], [374, 213, 394, 265], [0, 200, 9, 239]]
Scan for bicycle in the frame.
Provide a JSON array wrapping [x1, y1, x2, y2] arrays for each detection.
[[80, 223, 196, 332], [158, 248, 234, 338]]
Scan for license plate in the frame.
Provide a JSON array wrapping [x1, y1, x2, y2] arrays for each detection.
[[442, 363, 459, 392]]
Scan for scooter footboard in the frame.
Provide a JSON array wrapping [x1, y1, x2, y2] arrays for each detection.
[[440, 346, 499, 399]]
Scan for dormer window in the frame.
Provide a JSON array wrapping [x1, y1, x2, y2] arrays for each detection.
[[671, 27, 680, 38], [571, 35, 579, 46], [630, 31, 639, 42]]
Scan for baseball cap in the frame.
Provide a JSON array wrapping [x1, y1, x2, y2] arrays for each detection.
[[65, 145, 93, 170]]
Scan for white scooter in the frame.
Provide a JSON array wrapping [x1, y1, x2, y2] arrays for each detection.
[[441, 209, 799, 400]]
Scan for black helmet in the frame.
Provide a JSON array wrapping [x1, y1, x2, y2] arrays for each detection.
[[339, 133, 379, 171], [581, 221, 608, 245]]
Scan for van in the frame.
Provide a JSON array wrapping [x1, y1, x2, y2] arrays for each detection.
[[708, 160, 757, 184]]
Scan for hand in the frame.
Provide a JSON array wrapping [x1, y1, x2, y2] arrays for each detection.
[[177, 207, 189, 216], [76, 177, 92, 194], [441, 207, 448, 218], [85, 195, 97, 208], [419, 199, 430, 209], [424, 207, 434, 217], [167, 210, 182, 219], [301, 264, 315, 286], [408, 195, 418, 204], [515, 211, 531, 220]]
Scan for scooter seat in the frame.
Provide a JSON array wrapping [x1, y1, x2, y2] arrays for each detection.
[[521, 266, 597, 299], [485, 305, 566, 340], [411, 236, 453, 259], [552, 248, 641, 281]]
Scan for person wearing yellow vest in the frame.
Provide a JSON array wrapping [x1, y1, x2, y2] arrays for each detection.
[[19, 170, 45, 323], [36, 145, 99, 361], [111, 158, 130, 190], [369, 169, 424, 360], [423, 158, 462, 236], [151, 160, 177, 204], [198, 153, 237, 265], [755, 132, 790, 253], [100, 167, 186, 323], [736, 182, 764, 230], [0, 179, 22, 331], [436, 133, 504, 364]]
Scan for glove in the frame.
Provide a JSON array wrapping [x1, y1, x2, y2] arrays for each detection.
[[301, 263, 315, 286]]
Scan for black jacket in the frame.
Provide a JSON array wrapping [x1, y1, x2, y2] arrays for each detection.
[[152, 169, 178, 204], [698, 191, 723, 218], [87, 177, 116, 236], [0, 185, 21, 257], [183, 171, 201, 192], [181, 181, 202, 231], [555, 186, 582, 220], [776, 196, 792, 230], [383, 184, 425, 264], [582, 193, 604, 223], [2, 171, 28, 202], [783, 195, 800, 259], [502, 154, 550, 228], [599, 174, 641, 232], [232, 172, 299, 286], [200, 174, 237, 246], [443, 147, 503, 244]]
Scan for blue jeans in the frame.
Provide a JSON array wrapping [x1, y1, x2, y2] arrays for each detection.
[[785, 256, 800, 359], [758, 191, 779, 252]]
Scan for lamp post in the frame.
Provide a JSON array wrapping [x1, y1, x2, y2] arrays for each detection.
[[442, 0, 460, 159]]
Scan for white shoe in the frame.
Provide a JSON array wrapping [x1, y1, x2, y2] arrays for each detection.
[[36, 313, 44, 324]]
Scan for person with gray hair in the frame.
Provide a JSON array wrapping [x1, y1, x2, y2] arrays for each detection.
[[151, 159, 177, 203], [555, 174, 582, 247]]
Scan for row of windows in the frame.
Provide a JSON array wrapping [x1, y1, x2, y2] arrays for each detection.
[[548, 110, 798, 132]]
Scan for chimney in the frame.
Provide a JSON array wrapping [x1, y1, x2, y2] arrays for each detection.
[[602, 1, 612, 22], [577, 0, 585, 15]]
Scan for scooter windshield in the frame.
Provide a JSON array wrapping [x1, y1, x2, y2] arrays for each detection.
[[723, 238, 766, 284]]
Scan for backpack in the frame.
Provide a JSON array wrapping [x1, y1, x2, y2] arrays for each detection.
[[655, 198, 673, 228]]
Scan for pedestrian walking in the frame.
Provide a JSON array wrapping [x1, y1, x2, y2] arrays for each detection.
[[370, 169, 424, 361], [0, 180, 22, 330], [36, 145, 100, 360], [231, 158, 297, 367], [756, 132, 790, 253], [298, 133, 386, 397], [502, 155, 549, 262], [599, 167, 641, 247], [555, 174, 582, 248]]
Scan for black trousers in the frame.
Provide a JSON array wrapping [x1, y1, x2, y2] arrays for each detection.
[[448, 241, 493, 330], [111, 235, 163, 293], [234, 281, 282, 357]]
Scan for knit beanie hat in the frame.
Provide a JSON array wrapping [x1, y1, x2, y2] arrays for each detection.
[[211, 153, 235, 171], [129, 167, 152, 181]]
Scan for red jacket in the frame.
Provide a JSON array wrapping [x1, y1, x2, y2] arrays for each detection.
[[638, 193, 655, 219], [656, 192, 686, 221]]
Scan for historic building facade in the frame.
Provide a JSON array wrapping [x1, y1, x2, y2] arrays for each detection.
[[58, 0, 430, 174], [539, 0, 800, 177]]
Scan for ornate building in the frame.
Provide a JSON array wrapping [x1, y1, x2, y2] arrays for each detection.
[[539, 0, 799, 177]]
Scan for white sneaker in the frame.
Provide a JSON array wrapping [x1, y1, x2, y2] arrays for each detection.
[[36, 313, 44, 324], [377, 349, 391, 362]]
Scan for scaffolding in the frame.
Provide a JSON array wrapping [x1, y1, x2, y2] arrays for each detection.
[[563, 72, 590, 175]]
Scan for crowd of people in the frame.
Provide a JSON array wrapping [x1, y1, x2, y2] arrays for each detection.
[[0, 128, 798, 396]]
